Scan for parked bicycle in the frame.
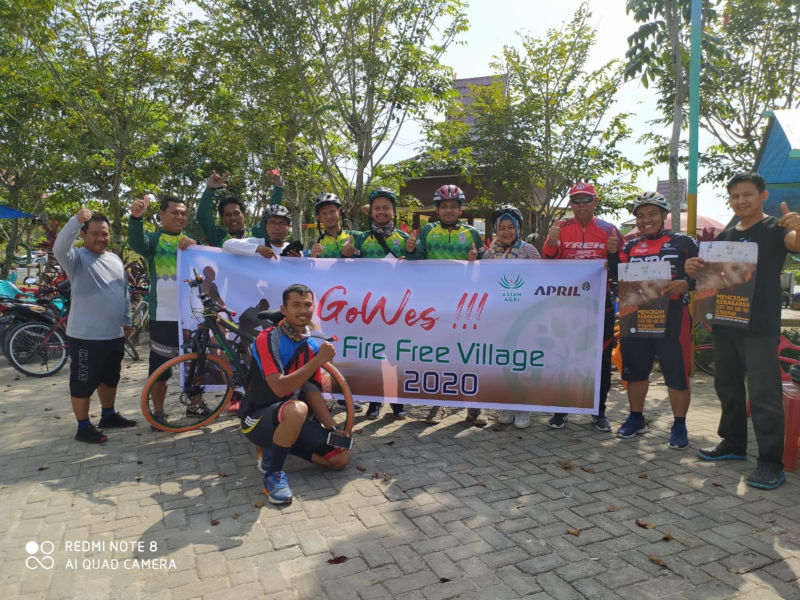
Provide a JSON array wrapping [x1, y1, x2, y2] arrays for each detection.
[[140, 269, 354, 434]]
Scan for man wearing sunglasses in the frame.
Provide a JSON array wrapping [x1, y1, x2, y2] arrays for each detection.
[[542, 182, 623, 432]]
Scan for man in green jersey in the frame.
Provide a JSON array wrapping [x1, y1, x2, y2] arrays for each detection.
[[406, 184, 485, 426], [310, 193, 357, 258], [197, 169, 285, 247]]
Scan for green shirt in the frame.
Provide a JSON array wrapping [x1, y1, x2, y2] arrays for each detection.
[[197, 186, 285, 247], [407, 221, 484, 260], [355, 229, 409, 258], [315, 229, 358, 258]]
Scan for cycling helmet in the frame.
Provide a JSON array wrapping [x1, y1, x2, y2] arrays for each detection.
[[263, 204, 291, 225], [368, 187, 397, 208], [632, 191, 670, 214], [492, 205, 523, 227], [433, 184, 466, 206], [314, 192, 342, 214], [568, 182, 597, 198]]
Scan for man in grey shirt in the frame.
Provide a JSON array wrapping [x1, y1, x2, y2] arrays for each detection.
[[53, 205, 137, 443]]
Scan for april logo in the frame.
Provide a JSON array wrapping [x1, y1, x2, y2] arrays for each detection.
[[25, 541, 55, 570]]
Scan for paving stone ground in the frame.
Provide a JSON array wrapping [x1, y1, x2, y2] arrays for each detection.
[[1, 351, 798, 600]]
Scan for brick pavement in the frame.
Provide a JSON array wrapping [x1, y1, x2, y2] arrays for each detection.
[[0, 354, 798, 599]]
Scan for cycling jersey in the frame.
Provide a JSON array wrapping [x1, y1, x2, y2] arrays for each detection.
[[241, 325, 322, 415], [128, 218, 186, 321], [196, 186, 284, 247], [315, 229, 358, 258], [354, 229, 409, 258], [407, 221, 483, 260], [615, 231, 699, 303], [541, 216, 622, 260]]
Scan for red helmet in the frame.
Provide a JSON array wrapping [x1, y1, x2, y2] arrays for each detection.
[[433, 184, 466, 206], [568, 182, 597, 198]]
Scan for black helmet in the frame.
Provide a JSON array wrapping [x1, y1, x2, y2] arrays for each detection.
[[492, 204, 523, 227], [314, 192, 342, 214], [263, 204, 291, 225], [368, 187, 397, 208]]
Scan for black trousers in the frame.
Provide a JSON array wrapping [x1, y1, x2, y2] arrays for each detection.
[[713, 331, 784, 467]]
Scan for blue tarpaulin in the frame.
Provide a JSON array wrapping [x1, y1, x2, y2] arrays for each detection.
[[0, 205, 35, 219], [755, 109, 800, 217]]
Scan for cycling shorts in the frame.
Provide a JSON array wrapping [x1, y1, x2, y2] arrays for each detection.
[[620, 303, 691, 390], [67, 336, 124, 398], [240, 401, 336, 462]]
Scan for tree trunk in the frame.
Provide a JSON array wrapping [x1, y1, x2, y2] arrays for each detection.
[[665, 0, 686, 233]]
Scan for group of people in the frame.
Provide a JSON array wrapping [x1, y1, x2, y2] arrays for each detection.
[[51, 169, 796, 506]]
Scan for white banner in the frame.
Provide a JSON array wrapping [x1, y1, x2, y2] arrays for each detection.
[[178, 246, 607, 413]]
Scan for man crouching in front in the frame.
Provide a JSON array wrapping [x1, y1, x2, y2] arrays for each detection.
[[240, 283, 350, 504]]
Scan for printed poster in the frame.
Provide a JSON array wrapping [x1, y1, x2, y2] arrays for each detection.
[[617, 262, 672, 337], [694, 241, 758, 327]]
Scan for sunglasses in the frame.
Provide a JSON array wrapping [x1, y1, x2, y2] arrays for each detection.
[[570, 197, 595, 205]]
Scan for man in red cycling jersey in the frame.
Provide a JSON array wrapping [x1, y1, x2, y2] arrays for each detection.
[[542, 182, 623, 432]]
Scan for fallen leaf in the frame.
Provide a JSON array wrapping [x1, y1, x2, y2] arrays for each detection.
[[54, 416, 60, 419], [44, 407, 52, 411], [193, 456, 199, 460], [649, 554, 666, 567], [439, 578, 451, 583], [327, 555, 348, 564], [636, 519, 655, 529], [662, 533, 673, 541], [385, 441, 395, 446], [458, 469, 470, 474], [638, 474, 648, 479], [210, 519, 220, 526], [355, 465, 366, 472], [566, 528, 580, 536], [401, 488, 407, 492], [166, 471, 175, 475], [581, 467, 597, 474], [476, 481, 486, 487], [232, 513, 239, 520], [37, 466, 48, 471], [353, 428, 364, 435], [516, 436, 522, 440], [254, 501, 264, 508], [556, 459, 575, 471], [218, 471, 229, 477], [712, 482, 724, 488], [568, 437, 580, 443], [137, 461, 143, 465]]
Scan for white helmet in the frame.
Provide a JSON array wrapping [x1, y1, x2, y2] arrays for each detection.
[[632, 191, 670, 214]]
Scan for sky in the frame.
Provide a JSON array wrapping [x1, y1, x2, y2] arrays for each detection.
[[386, 0, 735, 228]]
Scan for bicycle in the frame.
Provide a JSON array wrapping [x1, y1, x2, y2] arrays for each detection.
[[124, 284, 150, 358], [140, 269, 355, 434], [693, 321, 714, 375]]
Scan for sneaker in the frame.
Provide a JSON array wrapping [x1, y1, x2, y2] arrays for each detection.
[[256, 447, 267, 474], [150, 412, 168, 432], [548, 413, 568, 429], [668, 422, 689, 449], [616, 413, 648, 438], [513, 411, 530, 429], [263, 470, 293, 504], [745, 463, 786, 490], [365, 403, 381, 419], [98, 412, 137, 428], [696, 442, 746, 461], [497, 410, 514, 425], [466, 408, 488, 427], [426, 406, 446, 424], [186, 403, 212, 418], [338, 398, 362, 413], [392, 407, 407, 419], [75, 423, 107, 444], [591, 412, 611, 432]]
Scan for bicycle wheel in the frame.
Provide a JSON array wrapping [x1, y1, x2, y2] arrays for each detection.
[[319, 362, 354, 434], [123, 338, 140, 361], [129, 301, 148, 345], [6, 322, 68, 377], [141, 352, 234, 433], [693, 322, 714, 376]]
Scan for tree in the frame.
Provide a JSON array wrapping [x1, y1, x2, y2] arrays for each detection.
[[425, 5, 640, 244], [700, 0, 800, 183]]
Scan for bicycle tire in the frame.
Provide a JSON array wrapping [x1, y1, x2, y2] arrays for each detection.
[[141, 352, 233, 433], [319, 362, 354, 434], [123, 338, 140, 361], [693, 322, 714, 376], [7, 321, 68, 377], [129, 301, 149, 345]]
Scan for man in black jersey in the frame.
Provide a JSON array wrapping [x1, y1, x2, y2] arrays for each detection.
[[687, 171, 800, 490]]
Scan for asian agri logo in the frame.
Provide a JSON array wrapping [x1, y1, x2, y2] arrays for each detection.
[[499, 274, 525, 290]]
